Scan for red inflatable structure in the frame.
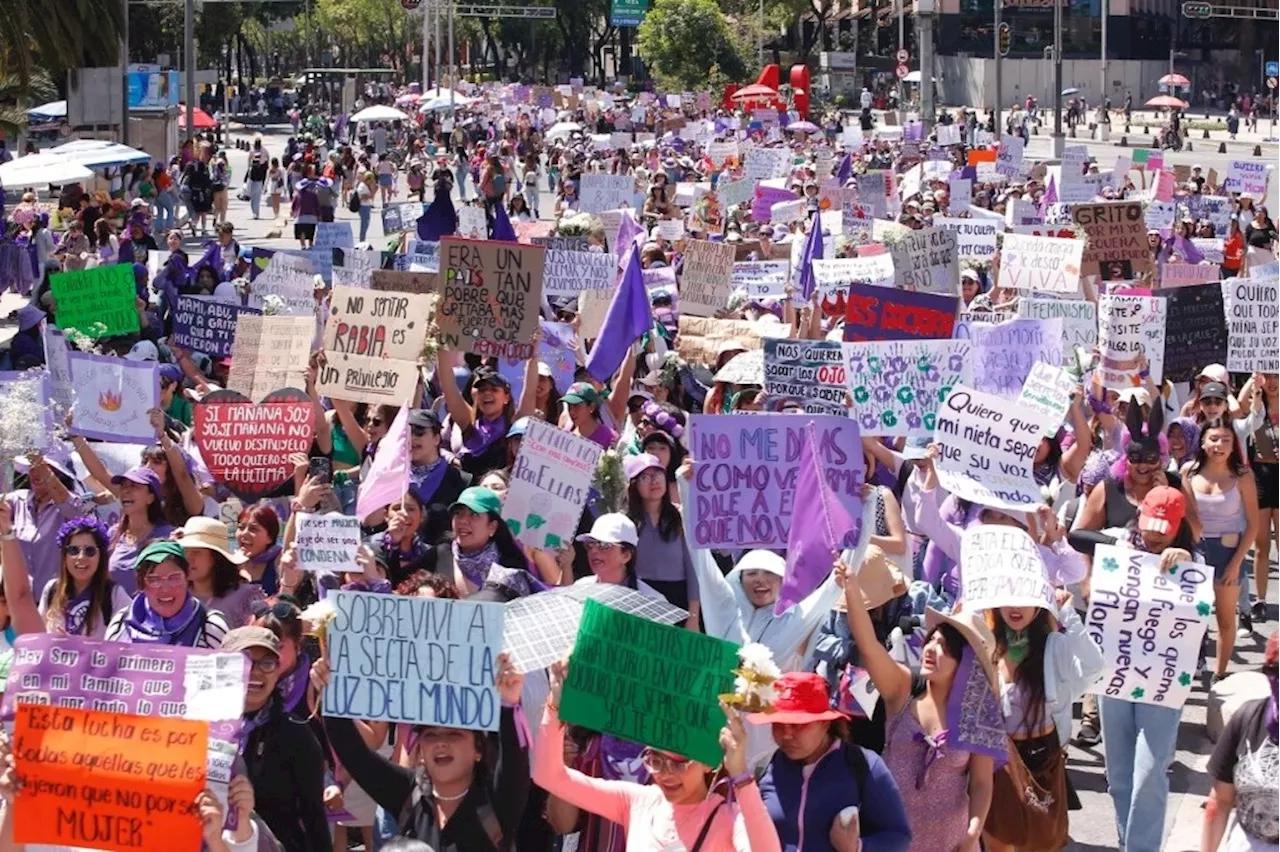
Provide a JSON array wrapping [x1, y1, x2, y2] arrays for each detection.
[[722, 63, 810, 118]]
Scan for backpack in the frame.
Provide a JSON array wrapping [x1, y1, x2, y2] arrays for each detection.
[[249, 159, 268, 182], [842, 741, 871, 804], [347, 189, 361, 213]]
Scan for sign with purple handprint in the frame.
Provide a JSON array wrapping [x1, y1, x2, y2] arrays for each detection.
[[842, 339, 971, 436]]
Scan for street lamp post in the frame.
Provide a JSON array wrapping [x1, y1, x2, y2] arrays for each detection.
[[1050, 0, 1064, 155]]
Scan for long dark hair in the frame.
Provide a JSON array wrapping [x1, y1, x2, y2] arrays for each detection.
[[1188, 418, 1250, 478], [626, 480, 682, 541], [205, 550, 245, 598], [988, 608, 1052, 735], [450, 507, 526, 569], [141, 445, 193, 528], [50, 518, 114, 636]]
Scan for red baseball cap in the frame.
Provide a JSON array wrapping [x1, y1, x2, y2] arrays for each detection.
[[1138, 486, 1185, 535], [746, 672, 846, 726]]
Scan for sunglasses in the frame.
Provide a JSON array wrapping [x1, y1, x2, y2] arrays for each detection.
[[251, 600, 301, 620], [65, 545, 100, 558], [1125, 448, 1161, 465], [641, 749, 692, 774]]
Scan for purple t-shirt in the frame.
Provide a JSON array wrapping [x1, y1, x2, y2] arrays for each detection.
[[107, 522, 176, 595], [586, 422, 618, 449]]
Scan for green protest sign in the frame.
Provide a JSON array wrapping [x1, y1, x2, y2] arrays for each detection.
[[559, 599, 739, 765], [49, 264, 140, 338]]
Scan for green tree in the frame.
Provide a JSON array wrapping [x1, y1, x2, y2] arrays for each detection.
[[0, 69, 55, 138], [0, 0, 123, 87], [637, 0, 745, 90]]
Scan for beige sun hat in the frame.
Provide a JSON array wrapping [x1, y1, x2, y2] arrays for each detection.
[[172, 517, 247, 564]]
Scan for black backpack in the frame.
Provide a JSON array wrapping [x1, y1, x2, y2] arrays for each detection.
[[347, 189, 361, 213]]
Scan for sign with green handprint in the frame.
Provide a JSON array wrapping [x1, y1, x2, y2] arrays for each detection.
[[503, 419, 602, 552], [843, 339, 971, 436], [1085, 544, 1213, 710]]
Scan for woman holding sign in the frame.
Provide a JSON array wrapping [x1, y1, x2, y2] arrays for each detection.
[[537, 658, 783, 852], [840, 560, 997, 852], [311, 652, 531, 852], [436, 358, 535, 478], [0, 513, 130, 639]]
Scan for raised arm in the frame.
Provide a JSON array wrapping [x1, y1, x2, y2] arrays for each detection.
[[0, 502, 48, 635], [436, 349, 475, 432], [840, 566, 913, 716]]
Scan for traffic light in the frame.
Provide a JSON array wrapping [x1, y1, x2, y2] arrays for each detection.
[[998, 22, 1011, 57], [1181, 2, 1212, 17]]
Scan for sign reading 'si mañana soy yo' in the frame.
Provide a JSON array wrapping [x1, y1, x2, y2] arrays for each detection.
[[612, 0, 648, 26]]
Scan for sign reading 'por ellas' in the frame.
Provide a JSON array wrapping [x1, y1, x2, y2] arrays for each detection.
[[1086, 544, 1212, 708], [437, 238, 545, 360], [193, 388, 316, 501]]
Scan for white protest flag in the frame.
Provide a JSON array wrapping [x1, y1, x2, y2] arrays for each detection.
[[960, 526, 1054, 612], [355, 403, 410, 521], [1086, 544, 1212, 708]]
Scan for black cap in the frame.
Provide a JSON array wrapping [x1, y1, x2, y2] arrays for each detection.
[[471, 367, 510, 390], [1200, 381, 1230, 401], [407, 409, 443, 431]]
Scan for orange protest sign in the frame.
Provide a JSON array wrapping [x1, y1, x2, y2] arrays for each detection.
[[12, 704, 209, 852], [967, 149, 997, 165]]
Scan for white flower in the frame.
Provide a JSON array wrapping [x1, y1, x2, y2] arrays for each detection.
[[753, 683, 778, 707], [301, 598, 337, 636], [734, 675, 749, 695], [738, 642, 775, 671], [262, 294, 287, 316]]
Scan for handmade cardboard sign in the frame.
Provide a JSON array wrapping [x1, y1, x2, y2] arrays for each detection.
[[247, 250, 316, 315], [843, 339, 971, 436], [933, 384, 1054, 513], [295, 512, 362, 572], [171, 296, 260, 358], [1017, 299, 1096, 361], [322, 591, 506, 731], [504, 419, 602, 550], [763, 339, 849, 412], [1098, 295, 1167, 386], [193, 388, 315, 501], [688, 414, 863, 548], [66, 353, 159, 443], [680, 239, 736, 317], [12, 705, 209, 852], [842, 284, 958, 342], [49, 264, 139, 338], [812, 256, 896, 293], [732, 260, 792, 299], [960, 317, 1064, 397], [675, 317, 765, 364], [543, 250, 616, 296], [559, 599, 739, 765], [1086, 545, 1212, 708], [438, 238, 544, 360], [1224, 277, 1279, 373], [888, 227, 959, 295], [1163, 283, 1228, 382], [960, 526, 1054, 611], [1072, 202, 1154, 281], [226, 314, 313, 402], [997, 234, 1083, 294]]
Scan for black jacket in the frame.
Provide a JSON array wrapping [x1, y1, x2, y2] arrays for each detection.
[[242, 700, 332, 852], [324, 707, 530, 852]]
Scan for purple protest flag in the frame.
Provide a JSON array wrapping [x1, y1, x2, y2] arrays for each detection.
[[586, 243, 651, 383], [797, 215, 824, 301], [356, 403, 411, 521], [777, 420, 862, 615], [418, 192, 458, 241], [836, 153, 853, 184], [1171, 233, 1205, 264], [1039, 174, 1058, 218], [614, 209, 646, 274], [492, 199, 518, 242]]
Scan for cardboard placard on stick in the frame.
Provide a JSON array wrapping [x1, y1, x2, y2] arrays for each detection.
[[503, 419, 602, 550], [226, 314, 314, 402], [679, 239, 736, 317], [1072, 201, 1154, 281], [193, 388, 316, 501], [675, 317, 763, 365], [49, 264, 140, 338]]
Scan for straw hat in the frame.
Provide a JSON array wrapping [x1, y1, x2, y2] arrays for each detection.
[[834, 545, 907, 612], [172, 517, 247, 564], [925, 605, 999, 697]]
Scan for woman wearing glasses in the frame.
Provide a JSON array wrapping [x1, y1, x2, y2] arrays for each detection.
[[0, 513, 130, 638], [537, 658, 782, 852], [225, 625, 332, 852], [103, 540, 229, 648]]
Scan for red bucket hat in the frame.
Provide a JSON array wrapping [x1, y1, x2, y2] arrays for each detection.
[[746, 672, 846, 726]]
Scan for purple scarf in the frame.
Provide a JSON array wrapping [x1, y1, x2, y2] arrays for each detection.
[[944, 646, 1010, 769], [452, 538, 499, 589], [277, 650, 312, 714], [410, 458, 450, 504], [121, 592, 207, 646], [62, 585, 100, 636], [461, 416, 507, 456]]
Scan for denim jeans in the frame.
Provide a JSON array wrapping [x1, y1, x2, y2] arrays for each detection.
[[154, 190, 176, 232], [454, 167, 468, 200], [1099, 697, 1182, 852], [358, 205, 372, 242], [372, 805, 398, 850], [248, 180, 264, 218]]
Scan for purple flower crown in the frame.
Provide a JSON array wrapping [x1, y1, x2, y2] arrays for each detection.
[[56, 516, 111, 551]]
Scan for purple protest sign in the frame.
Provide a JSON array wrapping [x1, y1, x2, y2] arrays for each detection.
[[954, 317, 1064, 397], [3, 634, 248, 813], [842, 283, 959, 342], [752, 186, 798, 222], [688, 413, 863, 548], [171, 295, 260, 359]]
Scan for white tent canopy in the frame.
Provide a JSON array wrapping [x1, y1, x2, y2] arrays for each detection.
[[0, 153, 95, 188], [544, 121, 583, 141], [48, 140, 151, 169], [26, 100, 67, 120], [902, 71, 937, 83], [349, 105, 409, 123]]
